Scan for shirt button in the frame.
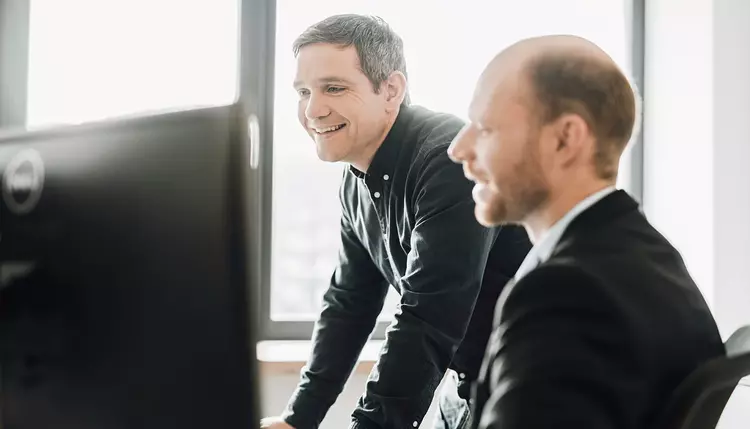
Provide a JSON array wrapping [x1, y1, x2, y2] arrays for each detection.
[[459, 372, 466, 380], [412, 421, 418, 427], [383, 174, 390, 181], [373, 191, 381, 198]]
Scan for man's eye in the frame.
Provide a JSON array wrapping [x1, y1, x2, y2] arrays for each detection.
[[297, 89, 310, 97], [326, 86, 345, 93]]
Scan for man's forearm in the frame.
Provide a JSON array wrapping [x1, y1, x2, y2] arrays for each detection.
[[350, 297, 469, 429], [283, 287, 386, 429]]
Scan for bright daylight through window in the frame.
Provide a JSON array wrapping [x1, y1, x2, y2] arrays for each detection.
[[26, 0, 238, 127]]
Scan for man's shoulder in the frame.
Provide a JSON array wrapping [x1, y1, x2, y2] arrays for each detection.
[[552, 206, 685, 283], [402, 105, 465, 154], [397, 106, 465, 179], [514, 225, 705, 326], [508, 262, 607, 308]]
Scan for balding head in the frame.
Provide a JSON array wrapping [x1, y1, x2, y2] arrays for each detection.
[[448, 35, 639, 230], [485, 35, 638, 179]]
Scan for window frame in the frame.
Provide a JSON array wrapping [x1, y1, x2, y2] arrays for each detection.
[[0, 0, 30, 129], [627, 0, 646, 204]]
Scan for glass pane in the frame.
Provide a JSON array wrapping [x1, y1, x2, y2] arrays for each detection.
[[26, 0, 239, 127], [271, 0, 631, 320]]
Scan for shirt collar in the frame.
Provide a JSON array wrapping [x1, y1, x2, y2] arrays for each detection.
[[514, 185, 617, 281]]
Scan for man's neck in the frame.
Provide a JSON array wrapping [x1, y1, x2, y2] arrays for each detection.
[[350, 138, 385, 174], [348, 111, 399, 173], [524, 179, 615, 244]]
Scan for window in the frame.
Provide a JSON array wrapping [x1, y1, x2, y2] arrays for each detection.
[[269, 0, 635, 332], [25, 0, 239, 128]]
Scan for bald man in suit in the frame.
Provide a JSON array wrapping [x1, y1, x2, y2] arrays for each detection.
[[448, 35, 724, 429]]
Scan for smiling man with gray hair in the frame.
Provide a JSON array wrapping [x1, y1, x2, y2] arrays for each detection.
[[260, 14, 531, 429]]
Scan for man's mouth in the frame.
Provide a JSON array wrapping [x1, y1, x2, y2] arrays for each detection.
[[313, 124, 346, 135], [472, 183, 491, 204]]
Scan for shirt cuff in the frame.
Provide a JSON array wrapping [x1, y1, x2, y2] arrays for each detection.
[[281, 388, 331, 429]]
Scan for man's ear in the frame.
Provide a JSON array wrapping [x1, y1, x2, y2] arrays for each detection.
[[383, 71, 407, 111], [553, 113, 590, 166]]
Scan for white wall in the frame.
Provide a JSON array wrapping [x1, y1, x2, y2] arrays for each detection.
[[712, 0, 750, 341], [643, 0, 715, 308], [644, 0, 750, 340], [644, 0, 750, 427], [709, 1, 750, 421], [718, 385, 750, 429]]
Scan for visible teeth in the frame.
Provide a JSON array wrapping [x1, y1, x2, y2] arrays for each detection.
[[315, 124, 344, 133]]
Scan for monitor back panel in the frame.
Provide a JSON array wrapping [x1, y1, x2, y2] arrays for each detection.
[[0, 104, 257, 429]]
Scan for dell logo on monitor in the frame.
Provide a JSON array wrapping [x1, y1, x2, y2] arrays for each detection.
[[3, 148, 45, 215]]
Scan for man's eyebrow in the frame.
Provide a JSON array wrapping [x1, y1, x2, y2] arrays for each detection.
[[293, 77, 355, 88]]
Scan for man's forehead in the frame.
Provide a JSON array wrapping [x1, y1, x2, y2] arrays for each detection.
[[294, 44, 363, 81], [470, 63, 528, 123], [297, 42, 358, 61]]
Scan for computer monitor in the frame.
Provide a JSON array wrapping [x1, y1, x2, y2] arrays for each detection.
[[0, 103, 259, 428]]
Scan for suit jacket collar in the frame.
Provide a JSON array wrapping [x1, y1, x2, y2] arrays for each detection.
[[552, 189, 640, 255]]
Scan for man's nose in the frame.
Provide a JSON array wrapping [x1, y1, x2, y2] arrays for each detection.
[[304, 93, 330, 120], [447, 124, 475, 163]]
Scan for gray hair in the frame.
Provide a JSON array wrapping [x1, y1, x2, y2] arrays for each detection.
[[292, 14, 411, 106]]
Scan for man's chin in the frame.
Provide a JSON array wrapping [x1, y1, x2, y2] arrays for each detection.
[[315, 145, 345, 163], [474, 204, 504, 227], [316, 152, 341, 163]]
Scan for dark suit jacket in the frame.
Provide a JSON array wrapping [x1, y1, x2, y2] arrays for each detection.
[[470, 190, 724, 429]]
